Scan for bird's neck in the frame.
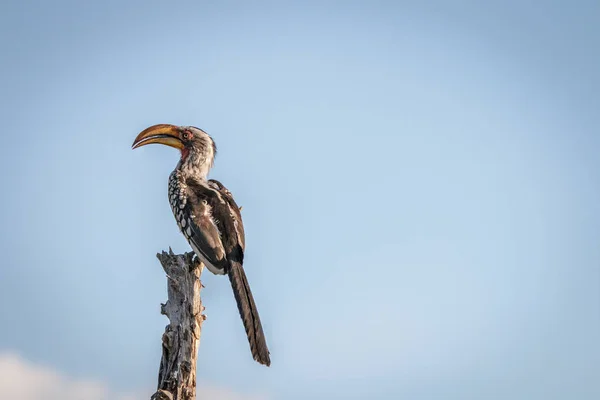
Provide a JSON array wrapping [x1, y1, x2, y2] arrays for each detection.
[[177, 148, 214, 180], [177, 161, 210, 181]]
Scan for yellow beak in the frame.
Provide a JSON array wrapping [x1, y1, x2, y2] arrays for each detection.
[[132, 124, 184, 150]]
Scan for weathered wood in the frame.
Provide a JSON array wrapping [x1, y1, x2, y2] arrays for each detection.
[[151, 249, 205, 400]]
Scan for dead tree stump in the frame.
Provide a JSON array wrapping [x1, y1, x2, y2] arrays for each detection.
[[151, 249, 205, 400]]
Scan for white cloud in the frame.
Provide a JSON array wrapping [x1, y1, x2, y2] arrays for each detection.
[[0, 352, 267, 400]]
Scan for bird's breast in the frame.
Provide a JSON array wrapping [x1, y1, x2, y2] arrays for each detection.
[[167, 173, 226, 276], [168, 175, 191, 236]]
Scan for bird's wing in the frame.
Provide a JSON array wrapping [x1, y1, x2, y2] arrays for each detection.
[[208, 179, 246, 252], [180, 178, 228, 271], [183, 178, 245, 267]]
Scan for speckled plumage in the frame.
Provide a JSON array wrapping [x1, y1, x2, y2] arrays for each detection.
[[165, 127, 270, 366]]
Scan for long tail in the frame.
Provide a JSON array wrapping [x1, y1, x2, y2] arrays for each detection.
[[228, 261, 271, 366]]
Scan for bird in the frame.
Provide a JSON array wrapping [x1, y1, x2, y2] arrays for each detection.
[[132, 124, 271, 366]]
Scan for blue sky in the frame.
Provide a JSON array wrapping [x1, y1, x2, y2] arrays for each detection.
[[0, 1, 599, 399]]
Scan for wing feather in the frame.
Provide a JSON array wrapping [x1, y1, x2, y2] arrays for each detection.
[[180, 178, 228, 271]]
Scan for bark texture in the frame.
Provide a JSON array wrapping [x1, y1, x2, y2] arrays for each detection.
[[151, 249, 205, 400]]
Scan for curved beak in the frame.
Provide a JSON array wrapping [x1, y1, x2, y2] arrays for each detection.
[[132, 124, 184, 150]]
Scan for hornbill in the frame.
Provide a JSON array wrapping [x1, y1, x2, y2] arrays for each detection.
[[132, 124, 270, 366]]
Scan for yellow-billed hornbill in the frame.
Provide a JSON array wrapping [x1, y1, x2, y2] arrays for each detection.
[[132, 124, 270, 366]]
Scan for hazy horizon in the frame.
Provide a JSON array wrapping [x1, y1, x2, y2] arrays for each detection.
[[0, 1, 598, 399]]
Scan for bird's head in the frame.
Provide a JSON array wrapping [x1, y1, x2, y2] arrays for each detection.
[[132, 124, 217, 176]]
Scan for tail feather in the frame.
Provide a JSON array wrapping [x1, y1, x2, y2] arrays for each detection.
[[228, 262, 271, 366]]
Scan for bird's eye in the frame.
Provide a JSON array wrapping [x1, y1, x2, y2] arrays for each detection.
[[182, 131, 192, 141]]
